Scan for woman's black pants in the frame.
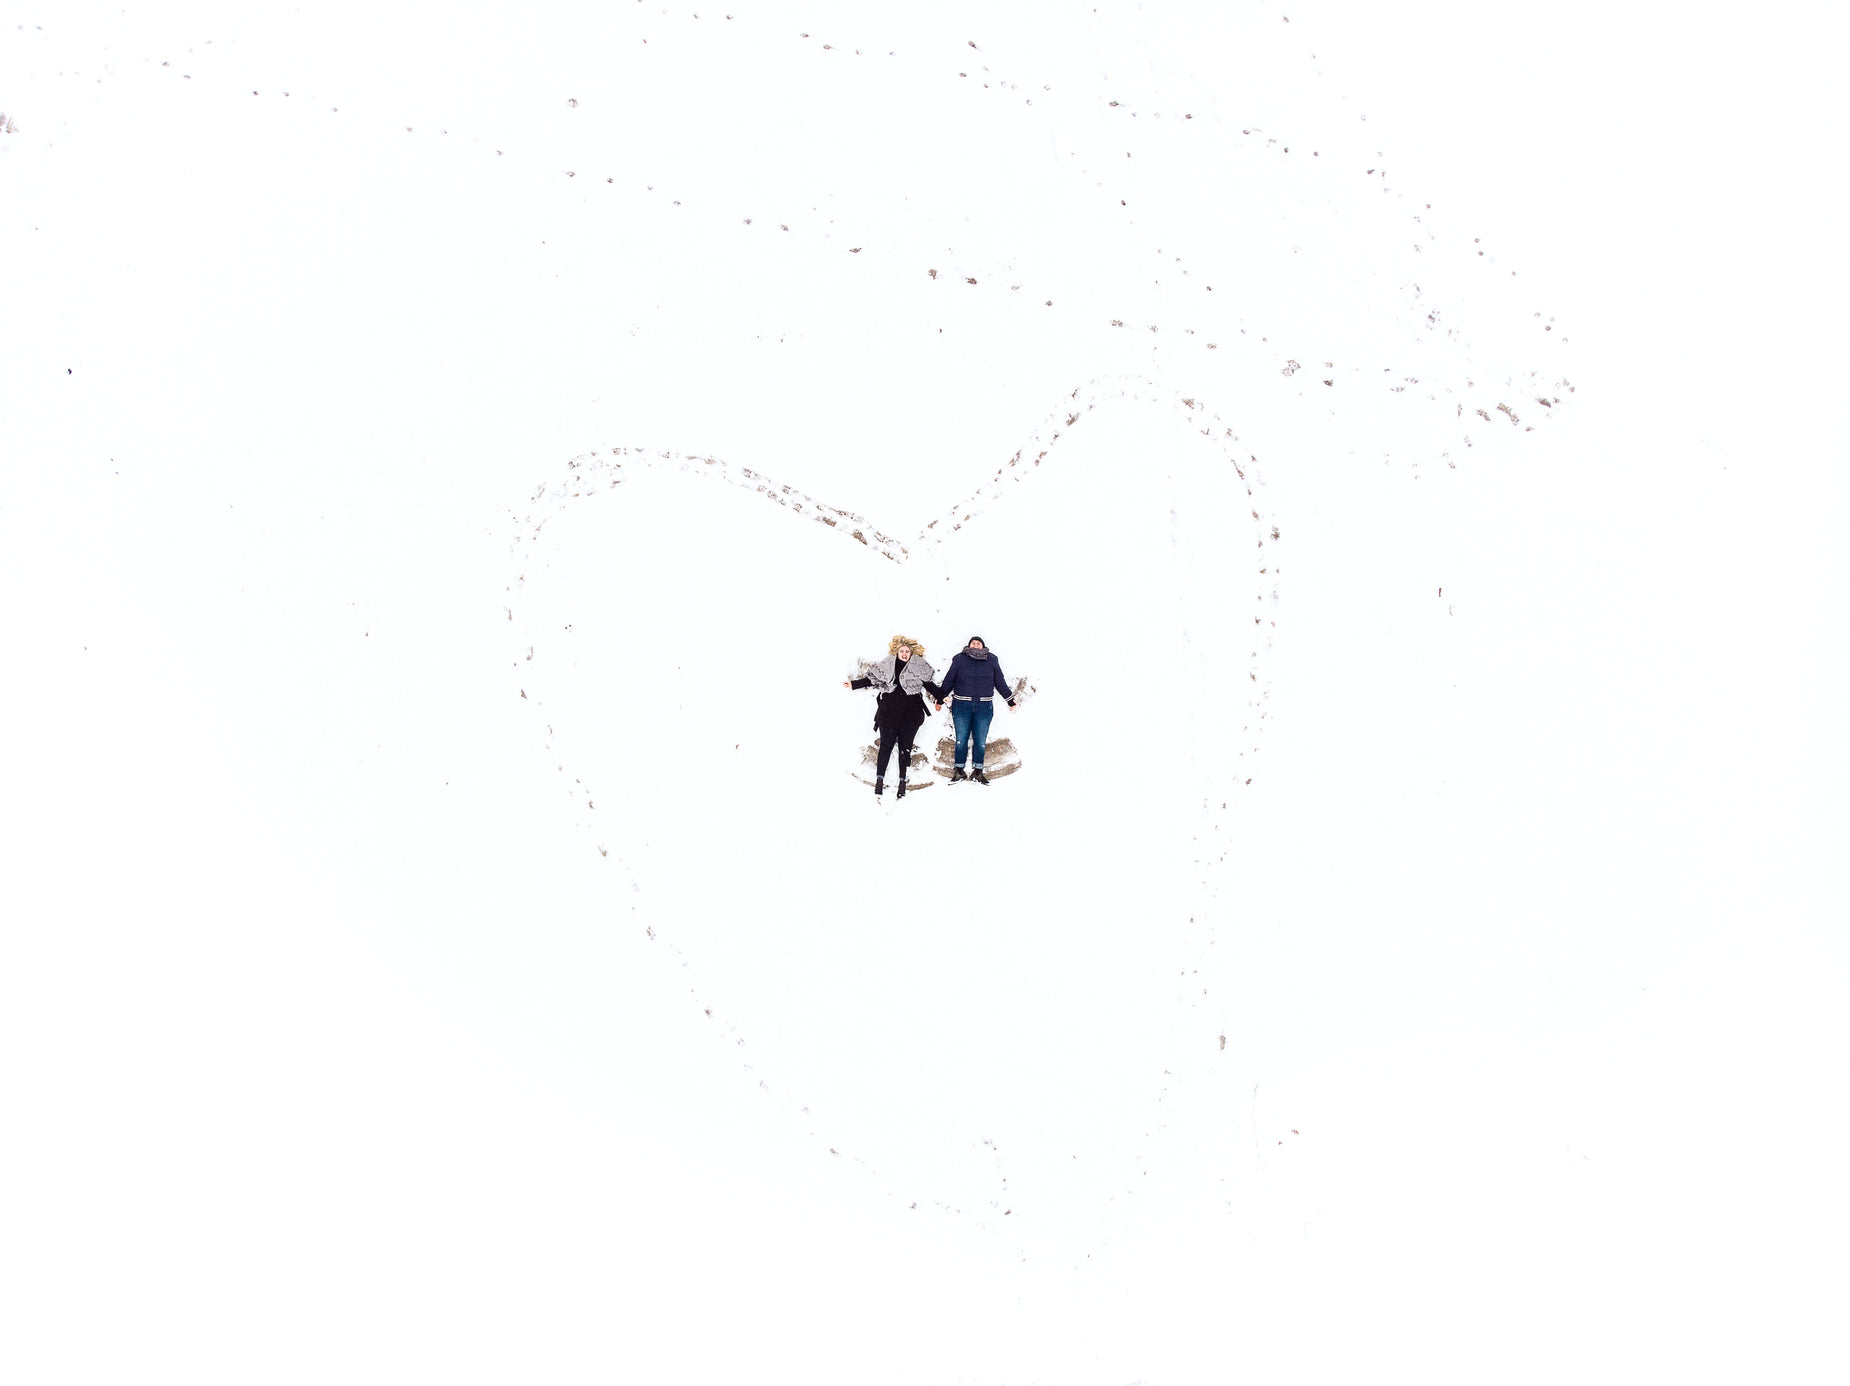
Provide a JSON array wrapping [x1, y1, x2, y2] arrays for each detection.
[[875, 725, 916, 781]]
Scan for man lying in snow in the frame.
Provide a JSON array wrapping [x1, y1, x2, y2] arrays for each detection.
[[935, 635, 1019, 785]]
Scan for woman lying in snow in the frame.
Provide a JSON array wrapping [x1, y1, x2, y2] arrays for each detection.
[[842, 635, 944, 799]]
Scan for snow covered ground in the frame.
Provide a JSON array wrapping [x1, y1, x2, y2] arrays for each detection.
[[3, 4, 1845, 1383]]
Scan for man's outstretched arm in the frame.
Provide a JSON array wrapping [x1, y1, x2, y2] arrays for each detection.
[[992, 659, 1017, 707]]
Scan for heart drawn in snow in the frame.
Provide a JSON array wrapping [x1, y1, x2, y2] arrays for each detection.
[[508, 372, 1280, 1229]]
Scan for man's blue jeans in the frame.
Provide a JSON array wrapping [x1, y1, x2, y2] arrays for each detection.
[[951, 699, 995, 769]]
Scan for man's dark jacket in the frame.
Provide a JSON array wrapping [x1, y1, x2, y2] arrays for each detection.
[[937, 649, 1016, 704]]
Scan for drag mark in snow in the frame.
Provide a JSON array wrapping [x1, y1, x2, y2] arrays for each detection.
[[88, 7, 1571, 465]]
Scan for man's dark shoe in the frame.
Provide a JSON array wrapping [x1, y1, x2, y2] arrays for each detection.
[[972, 768, 990, 785], [948, 767, 968, 783]]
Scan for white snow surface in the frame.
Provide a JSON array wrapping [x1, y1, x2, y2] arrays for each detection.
[[3, 4, 1845, 1384]]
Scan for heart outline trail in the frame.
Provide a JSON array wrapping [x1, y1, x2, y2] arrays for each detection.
[[506, 371, 1280, 1226]]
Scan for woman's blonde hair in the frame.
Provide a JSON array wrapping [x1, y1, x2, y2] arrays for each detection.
[[887, 634, 924, 657]]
